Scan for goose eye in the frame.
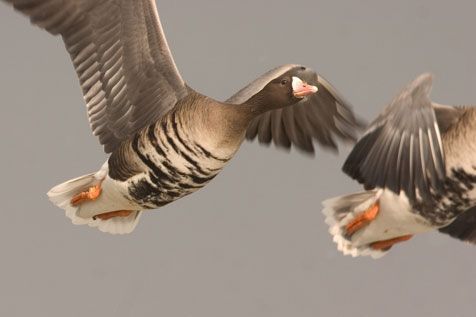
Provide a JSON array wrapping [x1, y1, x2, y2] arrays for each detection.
[[280, 79, 288, 85]]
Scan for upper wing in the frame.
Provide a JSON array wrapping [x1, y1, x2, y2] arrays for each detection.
[[342, 73, 446, 202], [4, 0, 188, 153], [226, 64, 365, 154]]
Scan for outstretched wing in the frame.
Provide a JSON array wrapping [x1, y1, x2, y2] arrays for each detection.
[[343, 73, 446, 202], [226, 64, 364, 154], [4, 0, 188, 153]]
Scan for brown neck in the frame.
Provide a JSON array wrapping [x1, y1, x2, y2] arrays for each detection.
[[212, 102, 257, 141], [243, 92, 275, 115], [176, 91, 258, 149]]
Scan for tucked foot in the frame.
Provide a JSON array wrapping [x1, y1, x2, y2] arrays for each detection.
[[93, 210, 134, 221], [70, 184, 102, 206], [345, 202, 380, 238], [370, 235, 413, 251]]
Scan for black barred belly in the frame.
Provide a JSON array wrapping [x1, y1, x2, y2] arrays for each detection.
[[127, 168, 217, 209], [412, 167, 476, 225], [110, 118, 227, 210]]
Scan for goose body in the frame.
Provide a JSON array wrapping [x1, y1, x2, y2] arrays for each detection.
[[414, 107, 476, 224], [323, 74, 476, 258], [106, 93, 245, 212], [2, 0, 363, 233]]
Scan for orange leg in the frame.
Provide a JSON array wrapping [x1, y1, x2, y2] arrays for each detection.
[[370, 235, 413, 251], [93, 210, 134, 221], [345, 202, 380, 238], [70, 184, 102, 206]]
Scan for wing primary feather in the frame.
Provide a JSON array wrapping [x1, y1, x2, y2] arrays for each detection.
[[382, 130, 401, 193], [426, 127, 443, 191], [418, 128, 428, 188], [434, 121, 445, 163], [5, 0, 189, 153], [407, 133, 416, 200], [257, 112, 272, 144]]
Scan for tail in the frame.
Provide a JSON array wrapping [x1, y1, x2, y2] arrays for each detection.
[[322, 190, 388, 259], [47, 172, 141, 235]]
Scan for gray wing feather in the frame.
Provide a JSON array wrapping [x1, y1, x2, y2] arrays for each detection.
[[227, 64, 364, 154], [343, 73, 446, 201], [4, 0, 188, 153]]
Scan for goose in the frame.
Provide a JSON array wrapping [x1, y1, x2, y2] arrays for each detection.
[[323, 73, 476, 258], [2, 0, 363, 234]]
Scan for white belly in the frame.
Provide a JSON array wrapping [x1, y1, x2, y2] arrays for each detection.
[[351, 189, 435, 247], [76, 162, 143, 219]]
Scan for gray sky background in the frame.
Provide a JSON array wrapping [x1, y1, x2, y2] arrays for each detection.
[[1, 1, 475, 316]]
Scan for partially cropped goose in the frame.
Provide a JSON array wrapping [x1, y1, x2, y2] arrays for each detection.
[[3, 0, 362, 234], [323, 73, 476, 258]]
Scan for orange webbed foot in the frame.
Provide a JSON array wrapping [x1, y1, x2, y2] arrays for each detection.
[[345, 202, 380, 238], [370, 235, 413, 251], [70, 184, 102, 206], [93, 210, 134, 221]]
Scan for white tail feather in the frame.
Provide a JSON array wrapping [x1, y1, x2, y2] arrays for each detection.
[[322, 189, 433, 259], [47, 166, 142, 235], [322, 190, 388, 259]]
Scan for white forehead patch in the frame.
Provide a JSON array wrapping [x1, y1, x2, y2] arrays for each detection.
[[292, 76, 304, 91]]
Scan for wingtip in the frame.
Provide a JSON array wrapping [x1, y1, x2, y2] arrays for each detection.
[[409, 72, 434, 96], [416, 72, 434, 82]]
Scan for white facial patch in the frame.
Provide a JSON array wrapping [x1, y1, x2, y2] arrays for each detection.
[[292, 76, 304, 92]]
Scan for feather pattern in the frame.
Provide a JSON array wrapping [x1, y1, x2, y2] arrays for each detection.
[[227, 64, 365, 154], [108, 102, 234, 209], [5, 0, 188, 153], [343, 74, 446, 202]]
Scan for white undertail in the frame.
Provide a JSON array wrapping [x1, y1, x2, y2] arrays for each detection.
[[47, 163, 142, 234], [322, 189, 434, 258]]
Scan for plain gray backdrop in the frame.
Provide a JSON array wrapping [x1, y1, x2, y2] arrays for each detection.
[[0, 1, 475, 316]]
